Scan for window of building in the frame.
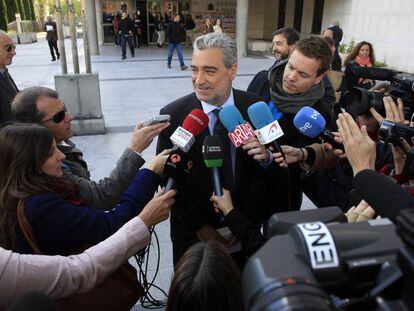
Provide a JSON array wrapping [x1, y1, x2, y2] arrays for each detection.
[[311, 0, 325, 34], [293, 0, 304, 32]]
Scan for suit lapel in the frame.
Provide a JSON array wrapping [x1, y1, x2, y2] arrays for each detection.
[[188, 94, 209, 147], [0, 71, 18, 97]]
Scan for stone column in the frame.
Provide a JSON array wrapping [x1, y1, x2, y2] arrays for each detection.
[[236, 0, 249, 58], [81, 0, 99, 55], [95, 0, 103, 46]]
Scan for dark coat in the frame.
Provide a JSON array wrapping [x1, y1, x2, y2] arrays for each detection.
[[0, 69, 19, 125], [156, 89, 271, 263], [118, 18, 135, 36], [167, 21, 184, 44], [44, 21, 58, 41]]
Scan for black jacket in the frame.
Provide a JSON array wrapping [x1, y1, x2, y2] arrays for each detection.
[[157, 89, 271, 263], [118, 18, 135, 36], [0, 69, 19, 125], [44, 21, 58, 41], [167, 21, 184, 44]]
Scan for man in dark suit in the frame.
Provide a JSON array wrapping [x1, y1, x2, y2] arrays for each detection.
[[44, 16, 60, 62], [157, 32, 272, 264], [0, 30, 18, 125]]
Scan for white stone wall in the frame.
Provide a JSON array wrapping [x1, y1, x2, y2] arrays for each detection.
[[322, 0, 414, 73]]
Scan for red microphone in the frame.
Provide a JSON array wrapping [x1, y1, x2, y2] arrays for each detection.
[[170, 109, 209, 152]]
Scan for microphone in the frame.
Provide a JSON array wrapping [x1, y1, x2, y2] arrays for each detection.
[[293, 106, 344, 150], [202, 135, 224, 196], [164, 109, 209, 192], [218, 106, 255, 147], [170, 109, 209, 152], [247, 101, 285, 154]]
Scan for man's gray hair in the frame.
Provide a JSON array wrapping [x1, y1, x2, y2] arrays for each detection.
[[12, 86, 60, 123], [193, 32, 237, 68]]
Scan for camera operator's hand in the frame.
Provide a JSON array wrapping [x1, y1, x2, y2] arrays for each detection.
[[130, 121, 170, 154], [346, 200, 376, 223], [242, 136, 270, 162], [147, 149, 171, 175], [139, 189, 176, 228], [210, 189, 234, 216], [337, 113, 376, 176], [391, 138, 411, 175], [370, 97, 408, 125]]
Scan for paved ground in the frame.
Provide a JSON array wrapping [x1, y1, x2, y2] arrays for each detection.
[[10, 36, 316, 310]]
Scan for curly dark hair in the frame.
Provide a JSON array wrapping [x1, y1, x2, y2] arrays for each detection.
[[295, 36, 333, 76], [343, 41, 376, 67]]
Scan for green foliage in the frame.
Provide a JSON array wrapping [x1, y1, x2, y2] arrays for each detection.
[[339, 38, 355, 54], [4, 0, 18, 23], [375, 60, 387, 68], [0, 0, 7, 30]]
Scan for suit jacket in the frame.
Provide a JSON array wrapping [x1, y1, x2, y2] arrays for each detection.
[[0, 69, 18, 125], [157, 89, 270, 263], [44, 21, 58, 41]]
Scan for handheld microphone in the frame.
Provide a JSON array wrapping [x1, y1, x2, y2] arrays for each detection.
[[218, 106, 255, 147], [164, 109, 209, 192], [293, 106, 344, 150], [247, 101, 285, 155], [202, 135, 224, 196], [170, 109, 209, 152]]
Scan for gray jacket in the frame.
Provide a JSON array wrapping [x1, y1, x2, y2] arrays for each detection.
[[59, 140, 145, 210]]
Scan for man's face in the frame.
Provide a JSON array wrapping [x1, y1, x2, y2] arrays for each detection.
[[37, 96, 74, 143], [174, 15, 180, 22], [0, 35, 16, 67], [122, 12, 127, 19], [282, 50, 325, 95], [191, 48, 237, 106], [272, 34, 294, 61]]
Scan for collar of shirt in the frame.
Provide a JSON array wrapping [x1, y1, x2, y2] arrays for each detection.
[[0, 66, 6, 75], [200, 89, 234, 134]]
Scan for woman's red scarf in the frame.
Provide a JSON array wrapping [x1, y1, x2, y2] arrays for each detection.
[[355, 56, 373, 84]]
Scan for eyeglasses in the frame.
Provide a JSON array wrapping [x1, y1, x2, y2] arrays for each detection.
[[4, 44, 16, 52], [42, 106, 67, 123]]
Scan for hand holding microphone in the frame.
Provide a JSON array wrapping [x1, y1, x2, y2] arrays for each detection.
[[164, 109, 209, 192]]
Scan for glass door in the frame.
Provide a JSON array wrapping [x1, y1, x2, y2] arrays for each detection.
[[147, 0, 162, 44]]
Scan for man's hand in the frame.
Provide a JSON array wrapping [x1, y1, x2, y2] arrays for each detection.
[[196, 224, 227, 244], [147, 149, 171, 175], [370, 96, 407, 125], [130, 121, 170, 153], [346, 200, 376, 223], [272, 145, 303, 168], [242, 136, 270, 162], [336, 113, 376, 176], [210, 189, 234, 216]]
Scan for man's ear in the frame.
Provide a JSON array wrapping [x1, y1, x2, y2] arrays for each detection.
[[315, 72, 326, 85], [229, 63, 238, 80]]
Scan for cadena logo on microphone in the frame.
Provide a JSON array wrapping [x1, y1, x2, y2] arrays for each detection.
[[207, 146, 222, 153]]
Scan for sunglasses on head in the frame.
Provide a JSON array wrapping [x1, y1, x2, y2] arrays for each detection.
[[4, 44, 16, 52], [42, 106, 67, 124]]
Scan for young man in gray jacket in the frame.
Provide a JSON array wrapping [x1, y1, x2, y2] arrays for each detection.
[[11, 86, 169, 210]]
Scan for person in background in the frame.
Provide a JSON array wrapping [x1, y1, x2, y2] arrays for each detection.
[[328, 19, 343, 71], [166, 14, 187, 70], [338, 41, 376, 109], [213, 18, 223, 33], [185, 14, 196, 46], [133, 10, 143, 48], [201, 18, 214, 34], [112, 13, 121, 47], [155, 13, 165, 47], [119, 11, 135, 60], [166, 241, 243, 311], [0, 30, 18, 125], [44, 16, 60, 62]]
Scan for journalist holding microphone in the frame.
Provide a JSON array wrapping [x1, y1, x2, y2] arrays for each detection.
[[0, 123, 176, 257]]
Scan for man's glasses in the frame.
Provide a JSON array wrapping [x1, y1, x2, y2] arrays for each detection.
[[42, 106, 67, 123], [4, 44, 16, 52]]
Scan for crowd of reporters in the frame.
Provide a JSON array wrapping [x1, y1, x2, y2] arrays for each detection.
[[0, 25, 413, 310]]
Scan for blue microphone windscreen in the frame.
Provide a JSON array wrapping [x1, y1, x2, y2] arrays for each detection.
[[218, 106, 245, 132], [247, 101, 274, 129], [293, 106, 326, 138]]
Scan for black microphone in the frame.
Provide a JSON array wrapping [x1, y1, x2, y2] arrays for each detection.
[[163, 147, 192, 192], [202, 135, 224, 196]]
